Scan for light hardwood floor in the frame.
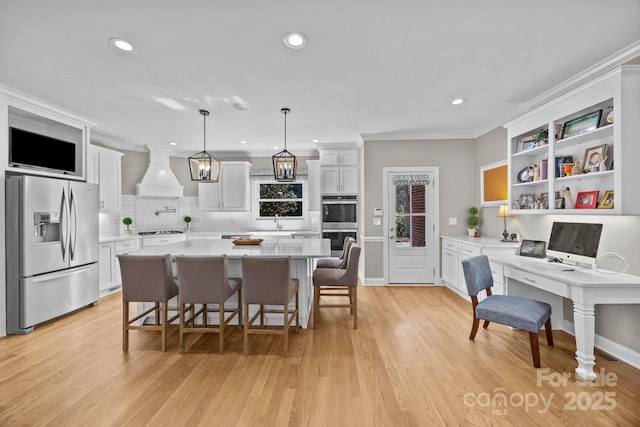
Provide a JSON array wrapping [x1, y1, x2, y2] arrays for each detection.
[[1, 285, 638, 426]]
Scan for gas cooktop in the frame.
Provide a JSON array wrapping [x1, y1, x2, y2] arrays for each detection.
[[138, 230, 184, 236]]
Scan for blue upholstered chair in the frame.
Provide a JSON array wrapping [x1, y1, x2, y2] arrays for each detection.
[[461, 255, 553, 368]]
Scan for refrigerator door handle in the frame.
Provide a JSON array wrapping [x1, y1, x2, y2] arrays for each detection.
[[60, 187, 69, 261], [69, 188, 77, 260], [31, 264, 96, 283]]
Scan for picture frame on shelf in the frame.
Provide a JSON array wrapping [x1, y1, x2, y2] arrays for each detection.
[[582, 144, 608, 173], [598, 190, 614, 209], [554, 198, 564, 209], [519, 193, 535, 209], [539, 192, 549, 209], [517, 135, 537, 153], [553, 123, 564, 141], [560, 110, 602, 139], [575, 190, 599, 209], [554, 155, 573, 177]]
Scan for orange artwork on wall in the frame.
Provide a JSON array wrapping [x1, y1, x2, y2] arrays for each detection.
[[481, 162, 508, 206]]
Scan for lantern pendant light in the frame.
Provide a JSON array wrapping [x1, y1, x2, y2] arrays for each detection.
[[188, 109, 220, 182], [272, 107, 297, 182]]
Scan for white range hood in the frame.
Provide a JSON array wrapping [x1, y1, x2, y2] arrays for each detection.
[[135, 145, 184, 198]]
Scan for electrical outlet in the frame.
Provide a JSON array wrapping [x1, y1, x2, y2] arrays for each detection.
[[449, 217, 457, 225]]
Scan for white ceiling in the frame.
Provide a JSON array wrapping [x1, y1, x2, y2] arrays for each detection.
[[1, 0, 640, 157]]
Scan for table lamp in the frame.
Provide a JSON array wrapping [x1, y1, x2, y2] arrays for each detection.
[[497, 205, 515, 242]]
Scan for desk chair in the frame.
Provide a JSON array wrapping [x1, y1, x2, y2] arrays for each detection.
[[175, 255, 242, 354], [312, 245, 361, 329], [462, 255, 553, 368], [316, 236, 355, 269], [118, 254, 179, 352], [241, 256, 299, 357]]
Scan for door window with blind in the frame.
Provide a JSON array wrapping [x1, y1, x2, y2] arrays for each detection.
[[394, 176, 427, 248]]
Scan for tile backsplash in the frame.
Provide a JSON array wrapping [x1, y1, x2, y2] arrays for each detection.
[[99, 195, 320, 236]]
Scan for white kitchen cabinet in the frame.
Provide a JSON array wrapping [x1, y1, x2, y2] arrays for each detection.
[[306, 160, 321, 211], [98, 243, 115, 294], [113, 239, 140, 288], [87, 144, 123, 211], [440, 236, 519, 299], [198, 161, 251, 211], [319, 147, 359, 195], [320, 166, 359, 195], [320, 149, 358, 166], [505, 65, 640, 215], [99, 238, 140, 296]]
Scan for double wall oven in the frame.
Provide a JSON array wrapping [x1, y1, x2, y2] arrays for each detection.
[[321, 195, 358, 256]]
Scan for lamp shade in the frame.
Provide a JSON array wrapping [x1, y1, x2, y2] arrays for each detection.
[[497, 205, 514, 217]]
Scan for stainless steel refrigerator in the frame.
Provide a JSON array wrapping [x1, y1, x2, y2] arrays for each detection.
[[6, 174, 99, 334]]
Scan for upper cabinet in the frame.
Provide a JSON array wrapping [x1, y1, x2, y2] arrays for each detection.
[[1, 86, 92, 181], [504, 65, 640, 215], [198, 161, 251, 211], [319, 147, 359, 195], [87, 144, 123, 211]]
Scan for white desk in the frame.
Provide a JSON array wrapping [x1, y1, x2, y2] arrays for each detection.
[[129, 238, 331, 328], [491, 254, 640, 379]]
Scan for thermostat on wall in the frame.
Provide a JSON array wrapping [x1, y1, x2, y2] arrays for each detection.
[[373, 208, 383, 216]]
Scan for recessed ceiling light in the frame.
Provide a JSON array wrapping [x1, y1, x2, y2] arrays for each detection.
[[452, 98, 464, 105], [312, 139, 319, 143], [283, 32, 306, 49], [168, 142, 177, 146], [273, 146, 279, 150], [239, 140, 247, 144], [108, 37, 135, 52]]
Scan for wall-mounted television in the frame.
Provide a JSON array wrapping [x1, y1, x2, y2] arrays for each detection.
[[546, 221, 603, 266], [9, 127, 76, 174]]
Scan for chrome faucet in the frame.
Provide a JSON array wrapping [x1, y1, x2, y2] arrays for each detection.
[[274, 214, 282, 231]]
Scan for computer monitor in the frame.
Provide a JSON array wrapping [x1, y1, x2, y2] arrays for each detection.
[[546, 221, 603, 266]]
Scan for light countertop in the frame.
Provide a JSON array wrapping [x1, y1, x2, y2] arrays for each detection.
[[441, 235, 520, 248], [128, 238, 331, 258]]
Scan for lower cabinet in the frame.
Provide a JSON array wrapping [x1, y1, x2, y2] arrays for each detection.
[[440, 236, 518, 299], [99, 238, 140, 296]]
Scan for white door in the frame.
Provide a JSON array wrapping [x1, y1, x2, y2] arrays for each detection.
[[386, 170, 436, 284]]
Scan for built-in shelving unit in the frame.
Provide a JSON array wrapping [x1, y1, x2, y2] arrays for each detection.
[[504, 65, 640, 215]]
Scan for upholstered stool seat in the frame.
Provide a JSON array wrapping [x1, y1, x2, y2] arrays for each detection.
[[118, 254, 180, 352], [312, 245, 361, 329], [241, 256, 299, 357], [316, 237, 355, 269], [176, 255, 242, 354]]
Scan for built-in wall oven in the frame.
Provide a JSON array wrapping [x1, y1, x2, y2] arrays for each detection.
[[322, 195, 358, 256], [322, 195, 357, 228]]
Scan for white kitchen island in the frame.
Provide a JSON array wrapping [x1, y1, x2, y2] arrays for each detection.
[[128, 238, 331, 328]]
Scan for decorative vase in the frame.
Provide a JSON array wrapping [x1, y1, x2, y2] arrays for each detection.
[[124, 228, 132, 235], [468, 228, 480, 237], [563, 187, 574, 209]]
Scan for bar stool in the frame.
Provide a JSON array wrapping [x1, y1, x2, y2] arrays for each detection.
[[175, 255, 242, 354], [118, 254, 179, 352], [312, 245, 361, 329], [241, 256, 299, 357], [316, 236, 355, 269]]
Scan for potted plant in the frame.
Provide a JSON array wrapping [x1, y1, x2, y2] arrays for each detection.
[[533, 128, 548, 146], [183, 215, 192, 231], [467, 207, 480, 237], [122, 217, 133, 234]]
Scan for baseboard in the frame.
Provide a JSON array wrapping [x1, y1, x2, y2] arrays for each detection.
[[361, 275, 385, 286], [559, 320, 640, 370]]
